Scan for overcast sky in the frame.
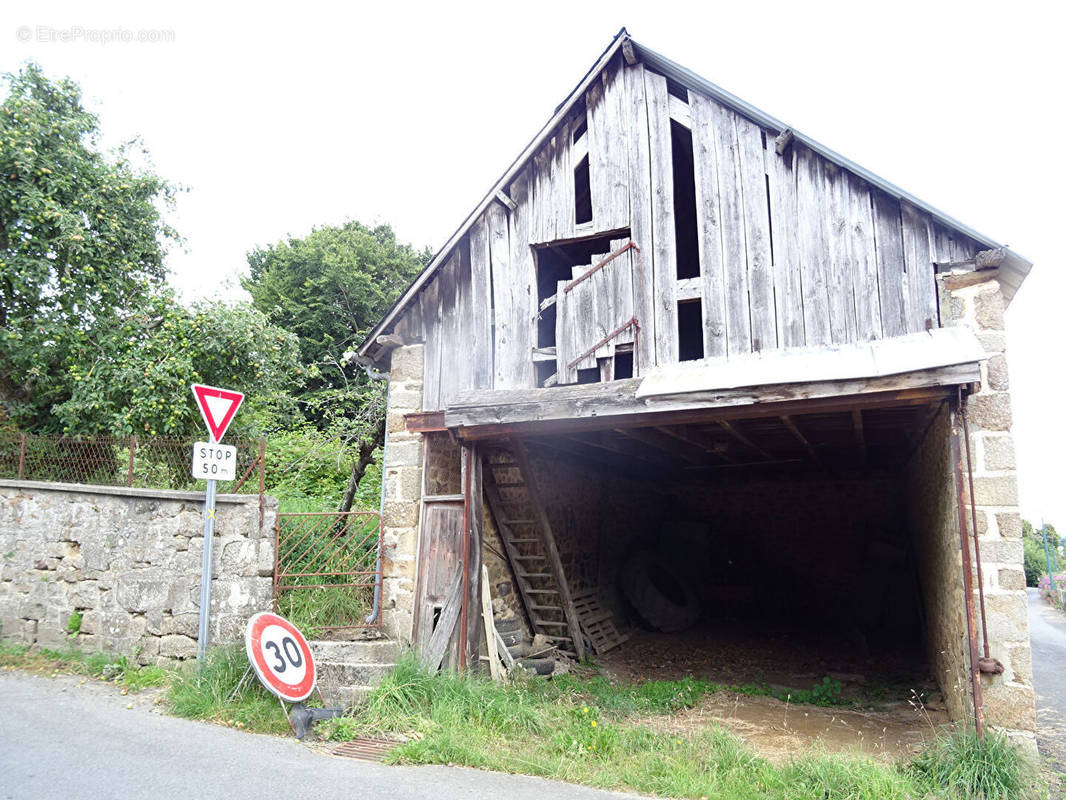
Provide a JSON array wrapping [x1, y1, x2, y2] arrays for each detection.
[[3, 1, 1062, 526]]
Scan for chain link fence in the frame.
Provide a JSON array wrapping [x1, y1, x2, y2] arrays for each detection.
[[0, 431, 265, 494]]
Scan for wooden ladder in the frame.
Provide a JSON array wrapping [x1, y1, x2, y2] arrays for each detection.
[[482, 440, 585, 660]]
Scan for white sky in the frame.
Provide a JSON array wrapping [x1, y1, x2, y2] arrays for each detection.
[[3, 1, 1063, 525]]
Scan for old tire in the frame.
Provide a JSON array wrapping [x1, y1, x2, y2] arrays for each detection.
[[494, 616, 523, 634], [621, 551, 702, 633], [517, 657, 555, 675]]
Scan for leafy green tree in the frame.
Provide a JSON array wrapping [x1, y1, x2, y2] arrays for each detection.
[[53, 292, 302, 438], [0, 63, 177, 429], [243, 222, 428, 509], [1022, 519, 1060, 586]]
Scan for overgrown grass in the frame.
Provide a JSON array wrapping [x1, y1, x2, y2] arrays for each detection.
[[909, 727, 1038, 800], [315, 653, 1045, 800], [0, 639, 168, 691], [167, 644, 290, 734]]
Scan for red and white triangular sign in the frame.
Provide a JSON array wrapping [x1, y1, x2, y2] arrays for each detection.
[[191, 384, 244, 443]]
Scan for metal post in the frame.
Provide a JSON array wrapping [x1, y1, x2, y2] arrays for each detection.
[[951, 412, 985, 738], [258, 437, 266, 530], [1043, 523, 1056, 593], [197, 435, 218, 665]]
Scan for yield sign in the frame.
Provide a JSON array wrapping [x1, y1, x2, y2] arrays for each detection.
[[191, 384, 244, 443]]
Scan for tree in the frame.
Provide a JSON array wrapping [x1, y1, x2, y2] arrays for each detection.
[[53, 292, 302, 439], [0, 63, 177, 430], [1022, 519, 1061, 587], [243, 222, 428, 509]]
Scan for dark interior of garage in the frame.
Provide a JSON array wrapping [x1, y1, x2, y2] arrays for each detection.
[[478, 401, 965, 707]]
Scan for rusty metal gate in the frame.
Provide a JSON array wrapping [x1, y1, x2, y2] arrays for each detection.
[[273, 511, 383, 633]]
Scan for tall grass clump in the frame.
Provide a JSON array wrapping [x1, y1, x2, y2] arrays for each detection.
[[167, 644, 288, 734], [908, 727, 1040, 800]]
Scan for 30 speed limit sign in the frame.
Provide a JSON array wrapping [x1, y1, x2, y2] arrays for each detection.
[[244, 612, 316, 702]]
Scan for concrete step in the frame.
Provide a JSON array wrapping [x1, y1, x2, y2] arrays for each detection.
[[316, 661, 395, 688], [310, 639, 401, 665], [317, 683, 375, 708]]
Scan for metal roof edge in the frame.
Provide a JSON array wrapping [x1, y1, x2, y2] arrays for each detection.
[[632, 39, 1034, 304], [357, 29, 629, 360], [361, 31, 1034, 358]]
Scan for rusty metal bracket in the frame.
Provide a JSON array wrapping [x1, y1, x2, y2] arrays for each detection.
[[567, 317, 640, 370], [563, 241, 639, 294]]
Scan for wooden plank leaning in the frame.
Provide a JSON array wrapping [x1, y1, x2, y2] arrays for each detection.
[[421, 567, 463, 672]]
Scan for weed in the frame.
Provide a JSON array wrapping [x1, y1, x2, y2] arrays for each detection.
[[167, 644, 288, 734], [908, 727, 1040, 799], [65, 611, 82, 636], [0, 642, 167, 690]]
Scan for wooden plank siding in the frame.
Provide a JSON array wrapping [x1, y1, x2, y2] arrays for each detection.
[[392, 58, 986, 411]]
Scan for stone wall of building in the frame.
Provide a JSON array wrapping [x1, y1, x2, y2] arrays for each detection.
[[906, 409, 971, 722], [943, 273, 1036, 741], [378, 344, 425, 644], [0, 479, 276, 663]]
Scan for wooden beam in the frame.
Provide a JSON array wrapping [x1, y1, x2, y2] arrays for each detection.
[[405, 411, 446, 432], [613, 426, 704, 465], [780, 415, 820, 465], [622, 38, 637, 65], [444, 363, 981, 440], [494, 190, 517, 212], [655, 425, 731, 462], [568, 431, 677, 469], [717, 421, 774, 461], [774, 129, 794, 156]]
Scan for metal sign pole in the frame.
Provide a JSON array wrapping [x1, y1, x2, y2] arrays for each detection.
[[197, 434, 218, 665]]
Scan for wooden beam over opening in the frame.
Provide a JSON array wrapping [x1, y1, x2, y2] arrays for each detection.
[[717, 420, 773, 461], [780, 415, 820, 465]]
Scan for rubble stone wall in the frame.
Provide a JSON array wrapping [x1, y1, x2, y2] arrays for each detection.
[[0, 479, 276, 663]]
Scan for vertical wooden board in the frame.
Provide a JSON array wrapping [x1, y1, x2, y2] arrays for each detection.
[[555, 278, 575, 384], [795, 147, 831, 346], [623, 63, 656, 371], [551, 119, 574, 241], [824, 162, 856, 344], [710, 102, 752, 355], [901, 202, 938, 332], [468, 216, 494, 389], [846, 172, 882, 342], [766, 141, 803, 348], [463, 446, 484, 667], [932, 223, 956, 264], [735, 115, 775, 351], [502, 169, 536, 389], [643, 69, 678, 364], [412, 501, 463, 647], [609, 238, 636, 346], [871, 189, 907, 338], [689, 92, 727, 357], [588, 57, 631, 231], [437, 255, 461, 408], [530, 145, 551, 245], [420, 277, 443, 411]]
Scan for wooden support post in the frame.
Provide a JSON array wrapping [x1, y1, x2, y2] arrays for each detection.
[[127, 436, 136, 487], [17, 433, 26, 480]]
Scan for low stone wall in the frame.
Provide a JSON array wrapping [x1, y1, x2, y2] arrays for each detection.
[[0, 479, 276, 663]]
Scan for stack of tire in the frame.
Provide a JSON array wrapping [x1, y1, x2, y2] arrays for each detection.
[[495, 616, 556, 675]]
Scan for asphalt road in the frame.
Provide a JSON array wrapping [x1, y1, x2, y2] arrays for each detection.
[[0, 670, 638, 800], [1028, 586, 1066, 772]]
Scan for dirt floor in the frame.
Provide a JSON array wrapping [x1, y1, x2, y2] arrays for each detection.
[[596, 624, 947, 762]]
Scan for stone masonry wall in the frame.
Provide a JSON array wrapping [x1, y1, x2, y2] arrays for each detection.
[[0, 480, 276, 663], [379, 344, 425, 644], [944, 273, 1036, 740], [906, 409, 971, 722]]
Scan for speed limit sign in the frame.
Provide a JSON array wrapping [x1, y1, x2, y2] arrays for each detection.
[[244, 612, 316, 702]]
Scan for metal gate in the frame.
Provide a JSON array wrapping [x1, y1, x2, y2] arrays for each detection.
[[273, 511, 383, 633]]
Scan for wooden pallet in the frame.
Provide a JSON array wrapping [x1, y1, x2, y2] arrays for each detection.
[[573, 590, 629, 654], [482, 441, 585, 659]]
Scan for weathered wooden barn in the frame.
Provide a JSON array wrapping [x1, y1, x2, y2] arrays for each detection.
[[358, 31, 1036, 747]]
